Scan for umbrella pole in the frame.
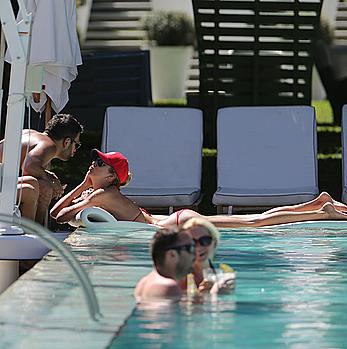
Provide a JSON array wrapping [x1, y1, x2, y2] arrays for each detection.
[[44, 95, 52, 127], [0, 26, 5, 125], [0, 0, 32, 291], [0, 1, 31, 218]]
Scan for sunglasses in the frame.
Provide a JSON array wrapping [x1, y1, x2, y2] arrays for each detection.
[[168, 244, 195, 254], [94, 158, 106, 167], [192, 236, 213, 247], [71, 139, 82, 150]]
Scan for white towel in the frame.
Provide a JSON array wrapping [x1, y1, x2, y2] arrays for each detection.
[[69, 206, 153, 230], [6, 0, 82, 113]]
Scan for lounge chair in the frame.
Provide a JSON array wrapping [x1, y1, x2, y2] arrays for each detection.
[[101, 106, 203, 213], [212, 106, 319, 213], [342, 105, 347, 203]]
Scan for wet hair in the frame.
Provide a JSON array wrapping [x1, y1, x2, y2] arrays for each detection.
[[45, 114, 83, 141], [151, 229, 181, 268], [182, 218, 220, 245]]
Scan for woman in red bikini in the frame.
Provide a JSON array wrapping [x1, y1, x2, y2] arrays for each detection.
[[50, 149, 147, 224], [51, 149, 347, 227]]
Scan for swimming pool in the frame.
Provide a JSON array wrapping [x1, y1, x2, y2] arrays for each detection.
[[110, 224, 347, 349], [0, 223, 347, 348]]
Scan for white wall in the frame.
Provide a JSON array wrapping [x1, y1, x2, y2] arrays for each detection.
[[321, 0, 338, 27], [151, 0, 340, 101], [152, 0, 193, 18], [312, 0, 339, 100], [77, 0, 93, 44]]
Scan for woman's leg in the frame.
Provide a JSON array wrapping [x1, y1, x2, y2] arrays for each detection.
[[156, 200, 347, 229], [205, 203, 347, 228], [262, 192, 347, 215]]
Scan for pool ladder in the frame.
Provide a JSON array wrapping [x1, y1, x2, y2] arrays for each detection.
[[0, 214, 102, 321]]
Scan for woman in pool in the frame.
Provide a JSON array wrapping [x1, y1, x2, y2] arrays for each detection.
[[50, 149, 347, 227], [179, 218, 235, 294]]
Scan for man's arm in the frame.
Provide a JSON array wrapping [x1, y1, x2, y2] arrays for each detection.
[[23, 143, 64, 198], [22, 142, 56, 180]]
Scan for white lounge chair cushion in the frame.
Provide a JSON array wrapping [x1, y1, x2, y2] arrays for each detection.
[[102, 107, 203, 207], [213, 106, 319, 206]]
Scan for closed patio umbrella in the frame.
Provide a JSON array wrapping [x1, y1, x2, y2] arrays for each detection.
[[6, 0, 82, 123], [0, 0, 82, 292]]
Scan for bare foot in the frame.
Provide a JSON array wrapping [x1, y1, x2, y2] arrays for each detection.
[[332, 199, 347, 212], [316, 192, 347, 212], [321, 202, 347, 220], [316, 192, 333, 205]]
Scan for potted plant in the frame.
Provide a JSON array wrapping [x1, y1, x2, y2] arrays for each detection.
[[143, 11, 195, 100]]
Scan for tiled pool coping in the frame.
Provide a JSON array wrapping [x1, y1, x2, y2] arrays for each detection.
[[0, 227, 155, 348]]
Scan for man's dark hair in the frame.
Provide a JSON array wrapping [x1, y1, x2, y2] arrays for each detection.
[[45, 114, 83, 140], [151, 229, 180, 268]]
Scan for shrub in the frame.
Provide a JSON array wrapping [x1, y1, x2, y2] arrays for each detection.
[[143, 11, 195, 46]]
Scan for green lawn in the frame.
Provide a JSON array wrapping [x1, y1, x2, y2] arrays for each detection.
[[312, 100, 334, 124], [155, 99, 335, 125]]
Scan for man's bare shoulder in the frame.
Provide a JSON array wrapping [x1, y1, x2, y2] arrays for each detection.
[[25, 140, 57, 164], [135, 271, 181, 302], [29, 132, 54, 145], [22, 130, 56, 153], [22, 129, 40, 135], [20, 130, 57, 169]]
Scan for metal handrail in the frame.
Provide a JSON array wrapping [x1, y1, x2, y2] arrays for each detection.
[[0, 214, 102, 321]]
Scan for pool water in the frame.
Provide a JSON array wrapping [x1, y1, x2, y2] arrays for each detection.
[[109, 226, 347, 349]]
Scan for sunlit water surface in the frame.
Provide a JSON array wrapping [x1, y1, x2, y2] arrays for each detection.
[[109, 225, 347, 349]]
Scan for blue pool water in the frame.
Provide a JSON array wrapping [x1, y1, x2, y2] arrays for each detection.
[[109, 225, 347, 349], [1, 223, 347, 348]]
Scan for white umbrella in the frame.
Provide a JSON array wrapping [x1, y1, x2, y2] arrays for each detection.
[[0, 0, 81, 291], [7, 0, 82, 118]]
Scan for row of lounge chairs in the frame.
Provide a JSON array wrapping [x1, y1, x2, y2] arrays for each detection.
[[101, 105, 347, 214]]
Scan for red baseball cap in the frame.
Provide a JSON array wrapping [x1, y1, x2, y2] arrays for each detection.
[[91, 149, 129, 184]]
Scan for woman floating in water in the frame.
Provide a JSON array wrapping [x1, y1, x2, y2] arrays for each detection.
[[50, 149, 347, 228]]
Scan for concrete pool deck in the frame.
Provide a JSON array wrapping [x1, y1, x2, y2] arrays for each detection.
[[0, 226, 155, 348]]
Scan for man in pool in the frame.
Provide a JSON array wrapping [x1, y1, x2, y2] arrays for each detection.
[[50, 149, 347, 228], [0, 114, 83, 224], [134, 228, 195, 301]]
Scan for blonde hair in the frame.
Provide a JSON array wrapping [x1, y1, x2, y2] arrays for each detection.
[[120, 172, 132, 187], [109, 169, 132, 188], [182, 217, 220, 245]]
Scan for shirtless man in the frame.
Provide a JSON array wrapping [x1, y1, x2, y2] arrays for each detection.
[[50, 149, 347, 228], [0, 114, 83, 224], [134, 228, 195, 301]]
